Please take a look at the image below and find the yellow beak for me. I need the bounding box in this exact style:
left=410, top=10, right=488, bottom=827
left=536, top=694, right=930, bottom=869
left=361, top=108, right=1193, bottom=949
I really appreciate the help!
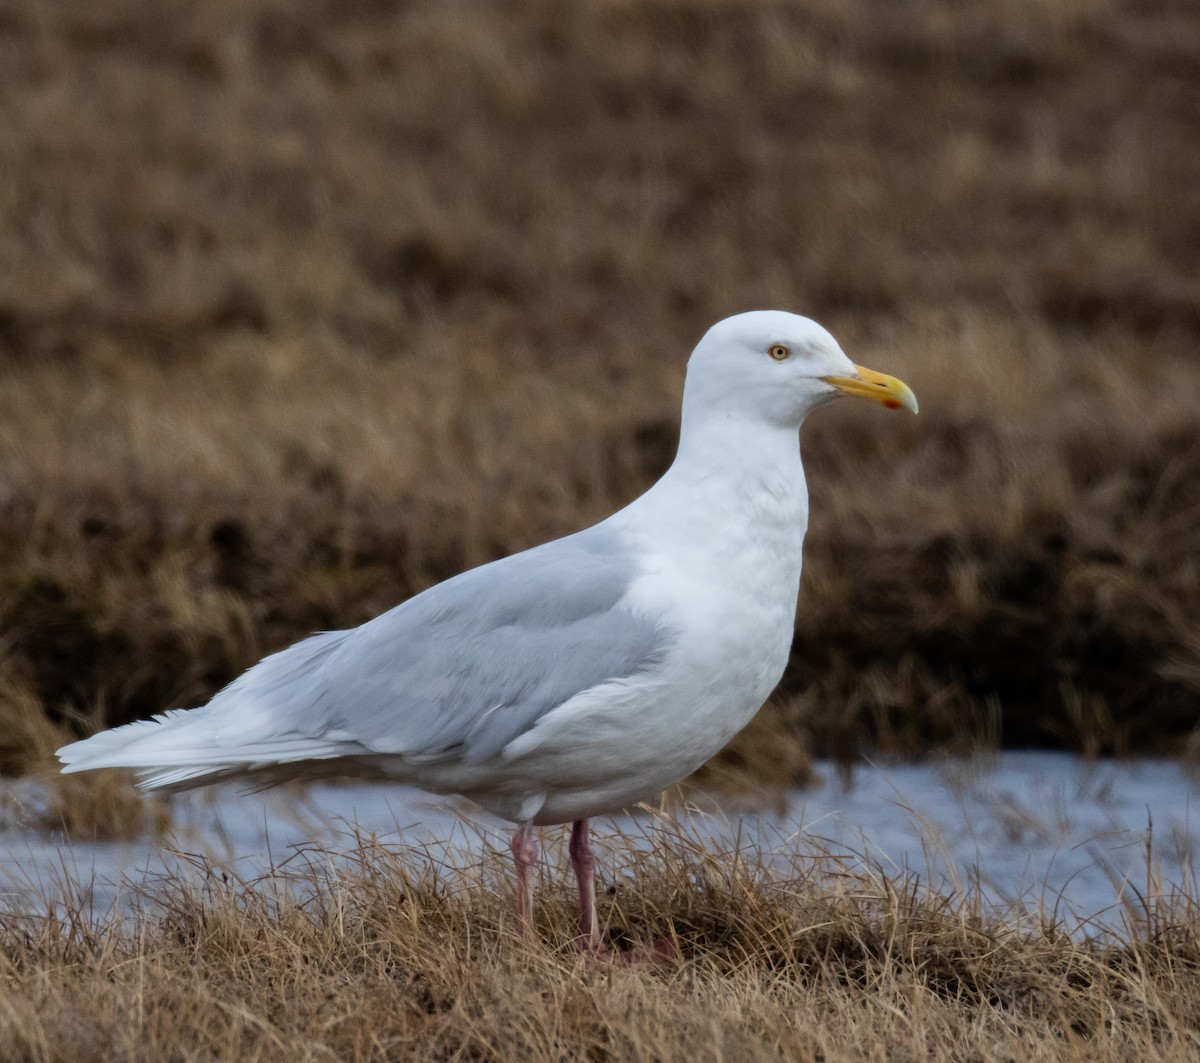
left=821, top=364, right=918, bottom=413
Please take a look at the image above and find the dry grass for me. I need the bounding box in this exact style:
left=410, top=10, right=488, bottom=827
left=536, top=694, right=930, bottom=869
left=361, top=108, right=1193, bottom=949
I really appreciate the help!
left=5, top=4, right=1199, bottom=1044
left=1, top=0, right=1199, bottom=782
left=4, top=823, right=1200, bottom=1061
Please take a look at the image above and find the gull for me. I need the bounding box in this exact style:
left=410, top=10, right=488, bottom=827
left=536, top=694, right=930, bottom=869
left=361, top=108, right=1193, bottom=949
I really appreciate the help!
left=57, top=310, right=917, bottom=953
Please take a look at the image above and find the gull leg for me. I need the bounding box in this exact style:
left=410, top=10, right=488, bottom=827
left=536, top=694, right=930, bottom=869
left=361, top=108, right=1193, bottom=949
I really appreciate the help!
left=510, top=820, right=538, bottom=939
left=570, top=819, right=677, bottom=965
left=569, top=818, right=601, bottom=951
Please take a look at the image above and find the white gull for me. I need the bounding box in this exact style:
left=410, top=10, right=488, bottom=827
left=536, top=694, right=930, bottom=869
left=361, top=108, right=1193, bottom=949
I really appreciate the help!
left=57, top=310, right=917, bottom=952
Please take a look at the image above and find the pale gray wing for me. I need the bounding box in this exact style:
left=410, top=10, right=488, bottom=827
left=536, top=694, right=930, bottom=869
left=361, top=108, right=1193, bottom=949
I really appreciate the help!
left=219, top=526, right=673, bottom=765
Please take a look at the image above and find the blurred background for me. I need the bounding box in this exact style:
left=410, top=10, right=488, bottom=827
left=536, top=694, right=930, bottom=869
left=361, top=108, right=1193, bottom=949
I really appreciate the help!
left=1, top=0, right=1199, bottom=792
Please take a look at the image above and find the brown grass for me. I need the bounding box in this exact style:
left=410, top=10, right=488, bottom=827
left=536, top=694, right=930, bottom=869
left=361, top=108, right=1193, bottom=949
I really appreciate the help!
left=1, top=0, right=1199, bottom=781
left=4, top=823, right=1200, bottom=1061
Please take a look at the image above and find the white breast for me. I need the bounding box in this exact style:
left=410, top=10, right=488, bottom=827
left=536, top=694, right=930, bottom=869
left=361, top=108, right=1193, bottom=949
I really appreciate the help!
left=488, top=438, right=809, bottom=824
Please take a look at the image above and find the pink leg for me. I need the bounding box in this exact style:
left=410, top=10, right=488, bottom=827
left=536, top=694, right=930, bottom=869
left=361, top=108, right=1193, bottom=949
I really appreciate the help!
left=569, top=820, right=677, bottom=964
left=569, top=818, right=601, bottom=951
left=510, top=820, right=538, bottom=938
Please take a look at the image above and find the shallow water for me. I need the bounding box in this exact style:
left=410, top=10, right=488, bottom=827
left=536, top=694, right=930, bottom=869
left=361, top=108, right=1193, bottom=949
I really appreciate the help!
left=2, top=752, right=1197, bottom=927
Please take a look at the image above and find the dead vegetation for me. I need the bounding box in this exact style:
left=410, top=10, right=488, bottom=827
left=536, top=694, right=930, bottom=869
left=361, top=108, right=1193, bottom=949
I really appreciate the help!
left=4, top=4, right=1199, bottom=1049
left=1, top=0, right=1199, bottom=783
left=4, top=824, right=1200, bottom=1061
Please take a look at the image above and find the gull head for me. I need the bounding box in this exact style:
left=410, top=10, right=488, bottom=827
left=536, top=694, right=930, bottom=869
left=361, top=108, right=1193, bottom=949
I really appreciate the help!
left=685, top=310, right=918, bottom=429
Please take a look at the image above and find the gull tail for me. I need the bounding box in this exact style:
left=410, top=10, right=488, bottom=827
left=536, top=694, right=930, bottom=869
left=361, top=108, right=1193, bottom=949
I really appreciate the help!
left=55, top=629, right=358, bottom=793
left=55, top=709, right=356, bottom=792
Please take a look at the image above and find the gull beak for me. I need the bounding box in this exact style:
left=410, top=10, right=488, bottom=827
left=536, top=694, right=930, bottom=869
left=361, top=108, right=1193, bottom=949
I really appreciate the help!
left=821, top=364, right=918, bottom=413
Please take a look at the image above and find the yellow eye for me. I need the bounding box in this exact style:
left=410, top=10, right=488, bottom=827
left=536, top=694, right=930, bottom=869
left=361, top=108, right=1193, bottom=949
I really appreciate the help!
left=769, top=344, right=790, bottom=361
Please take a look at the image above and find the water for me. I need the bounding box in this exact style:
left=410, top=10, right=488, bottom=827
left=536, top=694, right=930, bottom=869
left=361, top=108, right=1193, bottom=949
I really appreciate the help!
left=2, top=752, right=1197, bottom=927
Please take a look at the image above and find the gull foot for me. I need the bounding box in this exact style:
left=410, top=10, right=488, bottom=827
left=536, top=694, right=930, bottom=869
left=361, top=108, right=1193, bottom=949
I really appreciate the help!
left=579, top=934, right=679, bottom=966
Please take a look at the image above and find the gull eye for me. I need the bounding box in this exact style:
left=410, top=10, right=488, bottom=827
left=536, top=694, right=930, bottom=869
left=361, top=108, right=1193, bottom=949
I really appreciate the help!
left=768, top=344, right=790, bottom=361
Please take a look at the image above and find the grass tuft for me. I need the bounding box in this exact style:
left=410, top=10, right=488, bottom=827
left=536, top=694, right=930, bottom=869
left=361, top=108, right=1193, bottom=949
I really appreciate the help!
left=4, top=823, right=1200, bottom=1060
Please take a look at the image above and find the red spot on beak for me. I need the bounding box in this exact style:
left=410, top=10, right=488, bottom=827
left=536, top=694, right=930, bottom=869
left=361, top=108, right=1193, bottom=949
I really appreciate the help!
left=883, top=399, right=901, bottom=409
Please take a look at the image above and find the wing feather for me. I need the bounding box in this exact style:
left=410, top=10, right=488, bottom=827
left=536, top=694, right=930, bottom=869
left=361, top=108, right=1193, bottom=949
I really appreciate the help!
left=59, top=526, right=673, bottom=783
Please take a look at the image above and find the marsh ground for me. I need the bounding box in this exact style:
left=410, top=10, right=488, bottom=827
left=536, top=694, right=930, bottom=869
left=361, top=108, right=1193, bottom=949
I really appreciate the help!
left=6, top=816, right=1200, bottom=1063
left=5, top=3, right=1200, bottom=1057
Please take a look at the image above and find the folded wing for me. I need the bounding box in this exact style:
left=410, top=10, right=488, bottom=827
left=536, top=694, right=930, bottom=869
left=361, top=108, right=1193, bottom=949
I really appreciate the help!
left=57, top=526, right=672, bottom=790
